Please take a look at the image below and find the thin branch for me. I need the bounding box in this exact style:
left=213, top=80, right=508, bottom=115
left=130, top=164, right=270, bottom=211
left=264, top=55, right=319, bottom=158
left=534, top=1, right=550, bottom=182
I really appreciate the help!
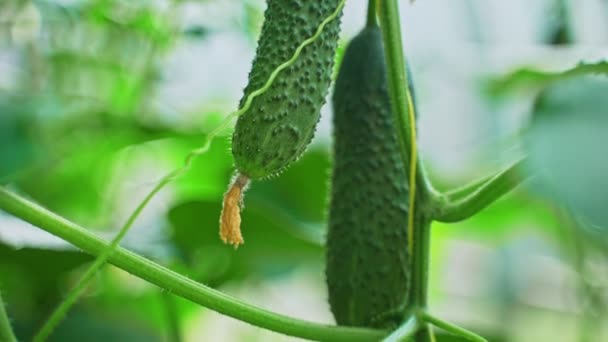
left=367, top=0, right=378, bottom=27
left=443, top=173, right=495, bottom=202
left=0, top=289, right=17, bottom=342
left=382, top=316, right=418, bottom=342
left=420, top=312, right=487, bottom=342
left=161, top=292, right=183, bottom=342
left=433, top=158, right=531, bottom=223
left=0, top=187, right=385, bottom=342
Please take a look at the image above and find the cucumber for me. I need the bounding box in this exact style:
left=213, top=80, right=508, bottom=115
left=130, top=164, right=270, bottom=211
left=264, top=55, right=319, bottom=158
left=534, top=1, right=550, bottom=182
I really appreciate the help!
left=221, top=0, right=344, bottom=246
left=231, top=0, right=344, bottom=180
left=326, top=25, right=416, bottom=328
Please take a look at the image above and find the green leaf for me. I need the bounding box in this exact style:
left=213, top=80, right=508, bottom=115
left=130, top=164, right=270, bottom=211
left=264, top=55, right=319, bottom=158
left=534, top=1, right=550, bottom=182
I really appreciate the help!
left=252, top=148, right=332, bottom=223
left=0, top=97, right=42, bottom=183
left=0, top=242, right=91, bottom=319
left=487, top=60, right=608, bottom=96
left=47, top=308, right=162, bottom=342
left=526, top=75, right=608, bottom=233
left=168, top=197, right=323, bottom=284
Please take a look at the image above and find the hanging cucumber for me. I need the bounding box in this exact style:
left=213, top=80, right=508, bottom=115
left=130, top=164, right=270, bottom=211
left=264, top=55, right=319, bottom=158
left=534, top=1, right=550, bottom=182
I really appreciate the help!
left=221, top=0, right=345, bottom=246
left=326, top=25, right=418, bottom=328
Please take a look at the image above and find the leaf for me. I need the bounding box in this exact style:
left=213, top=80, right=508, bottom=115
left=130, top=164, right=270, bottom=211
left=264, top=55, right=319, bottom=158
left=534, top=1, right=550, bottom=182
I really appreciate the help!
left=168, top=197, right=323, bottom=285
left=251, top=147, right=332, bottom=223
left=525, top=75, right=608, bottom=234
left=0, top=96, right=43, bottom=183
left=0, top=241, right=92, bottom=315
left=487, top=60, right=608, bottom=96
left=47, top=308, right=162, bottom=342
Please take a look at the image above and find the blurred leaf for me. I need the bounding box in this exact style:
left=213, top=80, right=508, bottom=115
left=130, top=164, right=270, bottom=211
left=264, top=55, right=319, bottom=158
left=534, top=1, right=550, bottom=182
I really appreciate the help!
left=47, top=308, right=161, bottom=342
left=168, top=196, right=323, bottom=285
left=241, top=0, right=265, bottom=42
left=12, top=109, right=205, bottom=223
left=487, top=60, right=608, bottom=96
left=86, top=0, right=173, bottom=48
left=172, top=136, right=234, bottom=202
left=15, top=131, right=137, bottom=223
left=0, top=242, right=91, bottom=319
left=525, top=75, right=608, bottom=233
left=0, top=96, right=42, bottom=184
left=251, top=147, right=331, bottom=223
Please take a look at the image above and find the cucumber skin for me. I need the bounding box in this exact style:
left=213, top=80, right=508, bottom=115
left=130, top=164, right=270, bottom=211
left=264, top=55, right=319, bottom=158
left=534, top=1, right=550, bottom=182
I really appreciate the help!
left=232, top=0, right=343, bottom=180
left=326, top=26, right=414, bottom=328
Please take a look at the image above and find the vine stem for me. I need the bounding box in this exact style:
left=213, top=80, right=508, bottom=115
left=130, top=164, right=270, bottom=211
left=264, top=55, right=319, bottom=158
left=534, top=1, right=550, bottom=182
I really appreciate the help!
left=420, top=312, right=487, bottom=342
left=0, top=289, right=17, bottom=342
left=433, top=158, right=531, bottom=223
left=30, top=0, right=348, bottom=339
left=0, top=187, right=385, bottom=342
left=378, top=0, right=431, bottom=313
left=161, top=292, right=183, bottom=342
left=33, top=172, right=174, bottom=342
left=382, top=316, right=418, bottom=342
left=367, top=0, right=378, bottom=27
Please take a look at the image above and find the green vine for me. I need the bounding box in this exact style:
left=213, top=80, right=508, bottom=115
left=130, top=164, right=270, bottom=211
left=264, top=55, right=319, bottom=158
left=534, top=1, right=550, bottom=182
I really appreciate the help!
left=433, top=158, right=530, bottom=223
left=31, top=0, right=347, bottom=339
left=420, top=312, right=486, bottom=342
left=382, top=316, right=418, bottom=342
left=488, top=60, right=608, bottom=95
left=0, top=289, right=17, bottom=342
left=0, top=187, right=385, bottom=341
left=161, top=292, right=183, bottom=342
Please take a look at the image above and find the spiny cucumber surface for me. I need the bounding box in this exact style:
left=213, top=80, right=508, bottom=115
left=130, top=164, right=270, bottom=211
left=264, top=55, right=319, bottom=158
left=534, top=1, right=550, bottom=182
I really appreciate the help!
left=326, top=26, right=415, bottom=328
left=231, top=0, right=344, bottom=180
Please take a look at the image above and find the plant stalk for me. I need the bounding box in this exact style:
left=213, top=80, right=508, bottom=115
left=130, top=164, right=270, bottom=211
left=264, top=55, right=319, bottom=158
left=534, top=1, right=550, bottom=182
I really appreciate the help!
left=377, top=0, right=429, bottom=201
left=434, top=158, right=531, bottom=223
left=367, top=0, right=378, bottom=27
left=0, top=289, right=17, bottom=342
left=382, top=316, right=418, bottom=342
left=0, top=187, right=385, bottom=342
left=161, top=292, right=183, bottom=342
left=420, top=312, right=487, bottom=342
left=378, top=0, right=431, bottom=314
left=410, top=217, right=432, bottom=308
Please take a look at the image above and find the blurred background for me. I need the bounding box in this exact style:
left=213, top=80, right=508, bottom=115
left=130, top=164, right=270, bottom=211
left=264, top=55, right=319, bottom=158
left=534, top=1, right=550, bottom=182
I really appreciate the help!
left=0, top=0, right=607, bottom=341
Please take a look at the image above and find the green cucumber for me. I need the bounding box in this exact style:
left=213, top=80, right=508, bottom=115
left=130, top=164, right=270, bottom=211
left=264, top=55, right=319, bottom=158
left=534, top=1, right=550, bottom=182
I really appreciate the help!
left=231, top=0, right=344, bottom=180
left=326, top=25, right=416, bottom=328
